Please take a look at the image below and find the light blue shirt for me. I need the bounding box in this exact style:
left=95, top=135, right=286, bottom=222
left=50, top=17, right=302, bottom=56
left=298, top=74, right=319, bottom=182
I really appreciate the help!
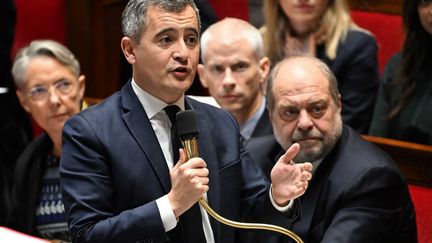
left=240, top=99, right=266, bottom=141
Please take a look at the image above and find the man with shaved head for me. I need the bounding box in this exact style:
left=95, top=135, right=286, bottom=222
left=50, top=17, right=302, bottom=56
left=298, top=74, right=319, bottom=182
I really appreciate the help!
left=198, top=18, right=272, bottom=142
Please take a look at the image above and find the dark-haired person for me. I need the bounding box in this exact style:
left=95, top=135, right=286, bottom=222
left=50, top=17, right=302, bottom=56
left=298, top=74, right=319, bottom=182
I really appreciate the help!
left=369, top=0, right=432, bottom=145
left=59, top=1, right=313, bottom=242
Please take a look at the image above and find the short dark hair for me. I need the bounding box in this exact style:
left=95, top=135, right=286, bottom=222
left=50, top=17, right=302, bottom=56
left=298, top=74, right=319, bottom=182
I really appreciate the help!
left=122, top=0, right=201, bottom=43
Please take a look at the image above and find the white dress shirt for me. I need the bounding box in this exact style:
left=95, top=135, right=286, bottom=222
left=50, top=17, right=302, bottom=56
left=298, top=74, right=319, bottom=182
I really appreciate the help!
left=131, top=80, right=215, bottom=243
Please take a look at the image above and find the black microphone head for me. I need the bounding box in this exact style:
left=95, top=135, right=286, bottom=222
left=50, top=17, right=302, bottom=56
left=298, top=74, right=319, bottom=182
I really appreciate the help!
left=176, top=110, right=199, bottom=141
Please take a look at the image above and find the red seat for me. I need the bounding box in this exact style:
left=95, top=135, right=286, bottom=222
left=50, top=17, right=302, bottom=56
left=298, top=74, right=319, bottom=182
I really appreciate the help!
left=209, top=0, right=249, bottom=20
left=351, top=10, right=403, bottom=74
left=409, top=185, right=432, bottom=243
left=13, top=0, right=67, bottom=137
left=363, top=135, right=432, bottom=243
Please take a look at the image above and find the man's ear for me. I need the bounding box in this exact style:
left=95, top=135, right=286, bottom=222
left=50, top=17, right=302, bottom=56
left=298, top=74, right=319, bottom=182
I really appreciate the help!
left=16, top=90, right=30, bottom=113
left=337, top=94, right=342, bottom=113
left=197, top=63, right=209, bottom=88
left=121, top=37, right=137, bottom=64
left=77, top=75, right=86, bottom=101
left=259, top=57, right=271, bottom=95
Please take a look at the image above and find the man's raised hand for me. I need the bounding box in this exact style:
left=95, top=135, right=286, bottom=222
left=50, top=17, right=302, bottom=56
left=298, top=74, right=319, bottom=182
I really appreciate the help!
left=270, top=143, right=313, bottom=206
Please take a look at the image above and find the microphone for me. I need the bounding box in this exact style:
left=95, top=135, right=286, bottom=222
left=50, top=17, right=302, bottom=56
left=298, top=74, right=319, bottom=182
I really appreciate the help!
left=175, top=110, right=304, bottom=243
left=176, top=110, right=200, bottom=160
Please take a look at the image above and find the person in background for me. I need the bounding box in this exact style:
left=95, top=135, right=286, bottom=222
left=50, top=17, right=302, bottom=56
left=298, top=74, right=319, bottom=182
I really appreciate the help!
left=0, top=0, right=32, bottom=225
left=194, top=0, right=218, bottom=33
left=198, top=18, right=272, bottom=143
left=369, top=0, right=432, bottom=145
left=247, top=56, right=417, bottom=242
left=249, top=0, right=265, bottom=28
left=262, top=0, right=379, bottom=134
left=59, top=1, right=313, bottom=242
left=7, top=40, right=85, bottom=242
left=186, top=0, right=218, bottom=96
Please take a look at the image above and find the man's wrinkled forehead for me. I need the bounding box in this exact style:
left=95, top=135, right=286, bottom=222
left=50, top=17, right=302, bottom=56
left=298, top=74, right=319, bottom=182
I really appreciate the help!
left=144, top=5, right=200, bottom=33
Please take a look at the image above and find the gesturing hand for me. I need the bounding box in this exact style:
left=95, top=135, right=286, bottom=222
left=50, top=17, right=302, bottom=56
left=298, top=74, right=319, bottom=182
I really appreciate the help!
left=168, top=149, right=209, bottom=218
left=270, top=143, right=313, bottom=207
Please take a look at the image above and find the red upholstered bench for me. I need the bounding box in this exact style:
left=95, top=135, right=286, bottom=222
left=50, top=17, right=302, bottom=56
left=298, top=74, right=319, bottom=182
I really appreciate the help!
left=409, top=185, right=432, bottom=243
left=350, top=10, right=403, bottom=73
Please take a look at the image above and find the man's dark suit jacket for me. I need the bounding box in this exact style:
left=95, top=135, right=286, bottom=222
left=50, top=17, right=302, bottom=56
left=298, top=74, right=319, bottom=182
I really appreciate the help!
left=60, top=81, right=296, bottom=243
left=246, top=125, right=417, bottom=243
left=250, top=108, right=273, bottom=139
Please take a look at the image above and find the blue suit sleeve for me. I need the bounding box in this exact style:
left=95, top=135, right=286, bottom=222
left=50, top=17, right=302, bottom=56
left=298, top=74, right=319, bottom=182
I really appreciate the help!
left=60, top=114, right=167, bottom=243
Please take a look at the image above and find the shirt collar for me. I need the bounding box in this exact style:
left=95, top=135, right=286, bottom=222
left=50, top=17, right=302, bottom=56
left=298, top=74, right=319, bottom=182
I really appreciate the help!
left=131, top=79, right=185, bottom=119
left=240, top=99, right=266, bottom=140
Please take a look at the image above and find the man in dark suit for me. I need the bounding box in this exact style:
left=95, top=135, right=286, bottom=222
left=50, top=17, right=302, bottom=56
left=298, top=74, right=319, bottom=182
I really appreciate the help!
left=197, top=18, right=272, bottom=143
left=59, top=1, right=313, bottom=242
left=247, top=56, right=417, bottom=242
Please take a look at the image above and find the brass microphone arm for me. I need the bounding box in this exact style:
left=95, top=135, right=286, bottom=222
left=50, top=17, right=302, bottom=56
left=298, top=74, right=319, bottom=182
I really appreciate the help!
left=181, top=139, right=304, bottom=243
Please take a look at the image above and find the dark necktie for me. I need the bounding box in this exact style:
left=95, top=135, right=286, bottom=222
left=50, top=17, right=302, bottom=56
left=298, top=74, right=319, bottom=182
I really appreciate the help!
left=164, top=106, right=206, bottom=242
left=164, top=105, right=181, bottom=163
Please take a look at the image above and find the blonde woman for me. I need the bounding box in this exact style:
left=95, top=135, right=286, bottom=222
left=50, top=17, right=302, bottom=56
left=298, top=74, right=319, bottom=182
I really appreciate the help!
left=263, top=0, right=379, bottom=134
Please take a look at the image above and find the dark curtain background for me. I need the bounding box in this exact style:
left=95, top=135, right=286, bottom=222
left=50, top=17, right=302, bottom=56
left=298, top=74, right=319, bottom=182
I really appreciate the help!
left=0, top=0, right=32, bottom=226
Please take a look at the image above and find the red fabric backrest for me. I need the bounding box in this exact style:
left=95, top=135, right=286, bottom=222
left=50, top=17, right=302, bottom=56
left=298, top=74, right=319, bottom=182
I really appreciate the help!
left=12, top=0, right=67, bottom=58
left=207, top=6, right=404, bottom=74
left=409, top=184, right=432, bottom=243
left=350, top=10, right=403, bottom=74
left=209, top=0, right=249, bottom=20
left=13, top=0, right=67, bottom=137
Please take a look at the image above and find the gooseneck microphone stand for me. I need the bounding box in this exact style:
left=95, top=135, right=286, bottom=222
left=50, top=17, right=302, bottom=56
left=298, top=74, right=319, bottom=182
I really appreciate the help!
left=176, top=110, right=303, bottom=243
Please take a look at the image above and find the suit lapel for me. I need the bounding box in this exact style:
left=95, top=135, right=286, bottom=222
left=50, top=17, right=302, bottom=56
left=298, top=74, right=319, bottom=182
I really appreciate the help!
left=293, top=141, right=340, bottom=239
left=121, top=83, right=171, bottom=193
left=294, top=163, right=328, bottom=238
left=251, top=108, right=273, bottom=138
